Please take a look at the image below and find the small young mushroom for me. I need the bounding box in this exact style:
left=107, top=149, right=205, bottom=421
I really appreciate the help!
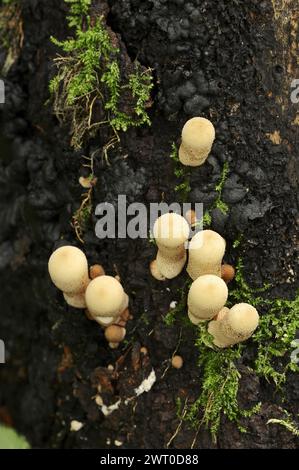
left=105, top=325, right=126, bottom=344
left=120, top=307, right=131, bottom=323
left=152, top=213, right=190, bottom=279
left=221, top=264, right=235, bottom=284
left=171, top=355, right=183, bottom=369
left=48, top=245, right=90, bottom=308
left=140, top=346, right=148, bottom=355
left=187, top=274, right=228, bottom=324
left=85, top=275, right=128, bottom=325
left=90, top=264, right=105, bottom=279
left=79, top=176, right=92, bottom=189
left=208, top=303, right=259, bottom=348
left=179, top=117, right=215, bottom=167
left=187, top=230, right=226, bottom=281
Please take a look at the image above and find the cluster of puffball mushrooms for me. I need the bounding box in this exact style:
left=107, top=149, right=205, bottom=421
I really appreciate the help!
left=48, top=117, right=259, bottom=351
left=48, top=246, right=130, bottom=348
left=149, top=116, right=259, bottom=348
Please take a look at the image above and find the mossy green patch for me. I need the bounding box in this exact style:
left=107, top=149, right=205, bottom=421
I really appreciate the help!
left=170, top=143, right=191, bottom=202
left=0, top=0, right=23, bottom=75
left=267, top=411, right=299, bottom=437
left=0, top=425, right=30, bottom=449
left=166, top=253, right=299, bottom=442
left=229, top=257, right=299, bottom=386
left=49, top=0, right=153, bottom=149
left=185, top=340, right=261, bottom=441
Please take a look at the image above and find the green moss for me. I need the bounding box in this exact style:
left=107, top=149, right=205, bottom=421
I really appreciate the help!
left=195, top=161, right=230, bottom=228
left=202, top=211, right=212, bottom=228
left=169, top=144, right=229, bottom=219
left=211, top=161, right=229, bottom=215
left=267, top=412, right=299, bottom=437
left=164, top=281, right=261, bottom=442
left=232, top=233, right=243, bottom=249
left=170, top=143, right=191, bottom=202
left=215, top=161, right=229, bottom=205
left=168, top=253, right=299, bottom=442
left=49, top=0, right=153, bottom=148
left=0, top=425, right=30, bottom=449
left=163, top=281, right=191, bottom=327
left=163, top=282, right=191, bottom=326
left=229, top=258, right=271, bottom=307
left=215, top=198, right=229, bottom=214
left=148, top=230, right=156, bottom=246
left=230, top=257, right=299, bottom=386
left=1, top=0, right=17, bottom=5
left=253, top=293, right=299, bottom=386
left=185, top=339, right=261, bottom=441
left=0, top=0, right=22, bottom=75
left=65, top=0, right=90, bottom=29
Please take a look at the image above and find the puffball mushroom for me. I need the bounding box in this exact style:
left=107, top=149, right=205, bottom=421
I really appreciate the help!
left=152, top=213, right=190, bottom=279
left=90, top=264, right=105, bottom=279
left=187, top=275, right=228, bottom=324
left=208, top=303, right=259, bottom=348
left=221, top=264, right=235, bottom=284
left=105, top=325, right=126, bottom=344
left=85, top=275, right=128, bottom=325
left=179, top=117, right=215, bottom=167
left=187, top=230, right=226, bottom=281
left=171, top=355, right=183, bottom=369
left=48, top=245, right=90, bottom=308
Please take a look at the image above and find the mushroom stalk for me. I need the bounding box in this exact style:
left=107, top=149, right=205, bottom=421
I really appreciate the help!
left=63, top=292, right=87, bottom=309
left=152, top=213, right=190, bottom=279
left=179, top=117, right=215, bottom=167
left=187, top=230, right=225, bottom=281
left=187, top=274, right=228, bottom=324
left=208, top=303, right=259, bottom=348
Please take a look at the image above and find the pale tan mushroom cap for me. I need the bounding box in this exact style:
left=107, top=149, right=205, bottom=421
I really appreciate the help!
left=188, top=230, right=225, bottom=262
left=188, top=275, right=228, bottom=316
left=105, top=325, right=126, bottom=343
left=85, top=275, right=126, bottom=318
left=228, top=303, right=259, bottom=335
left=187, top=230, right=226, bottom=280
left=48, top=246, right=89, bottom=294
left=153, top=213, right=190, bottom=248
left=181, top=117, right=215, bottom=151
left=179, top=117, right=215, bottom=166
